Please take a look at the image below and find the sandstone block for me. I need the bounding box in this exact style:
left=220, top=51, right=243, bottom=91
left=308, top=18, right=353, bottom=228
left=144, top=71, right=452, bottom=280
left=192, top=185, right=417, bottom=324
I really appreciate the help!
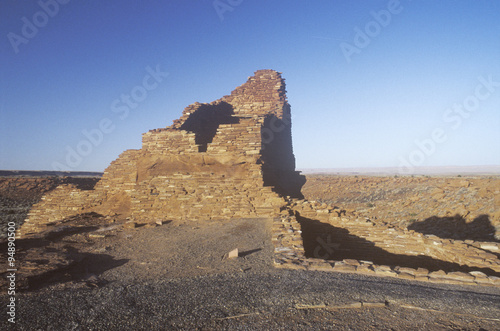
left=332, top=263, right=357, bottom=273
left=227, top=248, right=239, bottom=259
left=445, top=271, right=475, bottom=282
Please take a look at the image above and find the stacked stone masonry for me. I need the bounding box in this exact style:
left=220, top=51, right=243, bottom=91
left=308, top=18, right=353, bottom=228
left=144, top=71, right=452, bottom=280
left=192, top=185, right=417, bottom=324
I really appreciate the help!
left=19, top=70, right=499, bottom=287
left=20, top=69, right=305, bottom=237
left=271, top=200, right=500, bottom=286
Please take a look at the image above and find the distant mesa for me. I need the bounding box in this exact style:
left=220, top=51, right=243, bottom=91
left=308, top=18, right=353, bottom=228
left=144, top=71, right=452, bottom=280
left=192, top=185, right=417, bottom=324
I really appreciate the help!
left=20, top=69, right=306, bottom=236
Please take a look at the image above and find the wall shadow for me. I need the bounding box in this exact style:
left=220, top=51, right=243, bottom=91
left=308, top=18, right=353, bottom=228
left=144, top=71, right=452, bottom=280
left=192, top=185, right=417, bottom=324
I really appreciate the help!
left=1, top=211, right=129, bottom=291
left=27, top=248, right=129, bottom=291
left=408, top=214, right=498, bottom=243
left=261, top=113, right=305, bottom=199
left=297, top=214, right=500, bottom=277
left=1, top=235, right=129, bottom=291
left=179, top=102, right=239, bottom=152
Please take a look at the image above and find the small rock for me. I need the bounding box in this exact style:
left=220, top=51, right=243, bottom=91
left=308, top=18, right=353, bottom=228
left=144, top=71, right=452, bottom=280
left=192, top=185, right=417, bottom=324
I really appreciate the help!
left=429, top=270, right=447, bottom=279
left=228, top=248, right=239, bottom=259
left=123, top=222, right=137, bottom=229
left=88, top=233, right=106, bottom=238
left=332, top=263, right=357, bottom=272
left=343, top=259, right=360, bottom=266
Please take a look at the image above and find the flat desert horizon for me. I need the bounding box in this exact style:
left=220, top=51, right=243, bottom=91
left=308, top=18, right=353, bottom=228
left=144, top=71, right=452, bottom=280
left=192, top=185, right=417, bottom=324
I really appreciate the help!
left=2, top=165, right=500, bottom=177
left=299, top=165, right=500, bottom=176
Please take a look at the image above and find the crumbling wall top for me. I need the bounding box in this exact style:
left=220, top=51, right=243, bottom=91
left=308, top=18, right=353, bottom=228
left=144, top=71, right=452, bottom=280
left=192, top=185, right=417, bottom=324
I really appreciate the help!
left=221, top=69, right=288, bottom=119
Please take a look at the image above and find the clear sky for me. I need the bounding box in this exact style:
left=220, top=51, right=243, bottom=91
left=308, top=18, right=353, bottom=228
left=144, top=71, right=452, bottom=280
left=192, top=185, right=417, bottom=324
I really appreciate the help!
left=1, top=0, right=499, bottom=172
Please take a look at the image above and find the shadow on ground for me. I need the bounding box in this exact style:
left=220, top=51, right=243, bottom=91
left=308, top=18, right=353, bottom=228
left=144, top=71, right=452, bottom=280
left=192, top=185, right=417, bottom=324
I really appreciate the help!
left=297, top=214, right=500, bottom=277
left=408, top=214, right=499, bottom=242
left=26, top=249, right=128, bottom=291
left=1, top=211, right=128, bottom=291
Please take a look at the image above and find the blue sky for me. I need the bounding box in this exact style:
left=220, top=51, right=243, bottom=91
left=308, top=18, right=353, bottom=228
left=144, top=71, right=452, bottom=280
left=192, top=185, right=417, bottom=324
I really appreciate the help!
left=1, top=0, right=499, bottom=172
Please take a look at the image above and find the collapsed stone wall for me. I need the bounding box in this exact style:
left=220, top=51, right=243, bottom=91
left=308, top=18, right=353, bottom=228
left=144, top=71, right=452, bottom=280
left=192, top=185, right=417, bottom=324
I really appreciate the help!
left=272, top=200, right=500, bottom=286
left=20, top=70, right=305, bottom=237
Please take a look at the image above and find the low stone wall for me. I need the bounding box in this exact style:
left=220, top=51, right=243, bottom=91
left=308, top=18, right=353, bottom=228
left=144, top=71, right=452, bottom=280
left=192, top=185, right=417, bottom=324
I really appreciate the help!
left=272, top=200, right=500, bottom=287
left=19, top=184, right=100, bottom=237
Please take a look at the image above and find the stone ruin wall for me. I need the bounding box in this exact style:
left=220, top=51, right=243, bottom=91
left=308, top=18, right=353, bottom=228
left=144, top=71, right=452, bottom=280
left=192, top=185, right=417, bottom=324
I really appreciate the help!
left=17, top=69, right=500, bottom=287
left=271, top=201, right=500, bottom=286
left=20, top=70, right=305, bottom=237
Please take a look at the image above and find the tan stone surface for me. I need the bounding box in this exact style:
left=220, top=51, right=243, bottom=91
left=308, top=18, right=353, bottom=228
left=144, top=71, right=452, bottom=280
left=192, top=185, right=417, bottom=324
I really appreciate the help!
left=19, top=70, right=305, bottom=237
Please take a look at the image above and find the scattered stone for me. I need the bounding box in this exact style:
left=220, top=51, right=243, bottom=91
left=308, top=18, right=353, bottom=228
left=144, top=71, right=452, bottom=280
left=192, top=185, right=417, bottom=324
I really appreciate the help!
left=428, top=270, right=447, bottom=279
left=295, top=303, right=326, bottom=309
left=445, top=271, right=475, bottom=282
left=123, top=222, right=138, bottom=229
left=156, top=220, right=169, bottom=226
left=362, top=302, right=387, bottom=308
left=395, top=267, right=417, bottom=275
left=88, top=233, right=106, bottom=238
left=308, top=262, right=333, bottom=271
left=343, top=259, right=360, bottom=266
left=397, top=273, right=415, bottom=280
left=332, top=263, right=357, bottom=273
left=356, top=264, right=375, bottom=274
left=415, top=268, right=430, bottom=277
left=329, top=302, right=363, bottom=309
left=227, top=248, right=239, bottom=259
left=374, top=266, right=397, bottom=277
left=479, top=243, right=499, bottom=252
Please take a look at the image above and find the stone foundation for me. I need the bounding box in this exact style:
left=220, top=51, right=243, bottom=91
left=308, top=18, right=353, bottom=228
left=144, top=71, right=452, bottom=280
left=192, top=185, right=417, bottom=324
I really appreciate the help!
left=272, top=200, right=500, bottom=286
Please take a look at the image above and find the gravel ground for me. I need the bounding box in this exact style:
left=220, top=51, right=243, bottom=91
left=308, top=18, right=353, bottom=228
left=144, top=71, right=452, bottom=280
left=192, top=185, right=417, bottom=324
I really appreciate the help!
left=3, top=268, right=500, bottom=330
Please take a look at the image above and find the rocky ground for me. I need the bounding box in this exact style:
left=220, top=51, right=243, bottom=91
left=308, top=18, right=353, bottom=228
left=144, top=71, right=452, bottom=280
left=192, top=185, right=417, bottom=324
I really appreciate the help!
left=1, top=174, right=499, bottom=329
left=302, top=175, right=500, bottom=241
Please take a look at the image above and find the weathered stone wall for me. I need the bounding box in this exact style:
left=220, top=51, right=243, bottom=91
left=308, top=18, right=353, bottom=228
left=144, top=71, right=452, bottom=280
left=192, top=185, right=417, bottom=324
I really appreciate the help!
left=20, top=184, right=100, bottom=235
left=17, top=69, right=500, bottom=288
left=20, top=69, right=305, bottom=237
left=272, top=200, right=500, bottom=286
